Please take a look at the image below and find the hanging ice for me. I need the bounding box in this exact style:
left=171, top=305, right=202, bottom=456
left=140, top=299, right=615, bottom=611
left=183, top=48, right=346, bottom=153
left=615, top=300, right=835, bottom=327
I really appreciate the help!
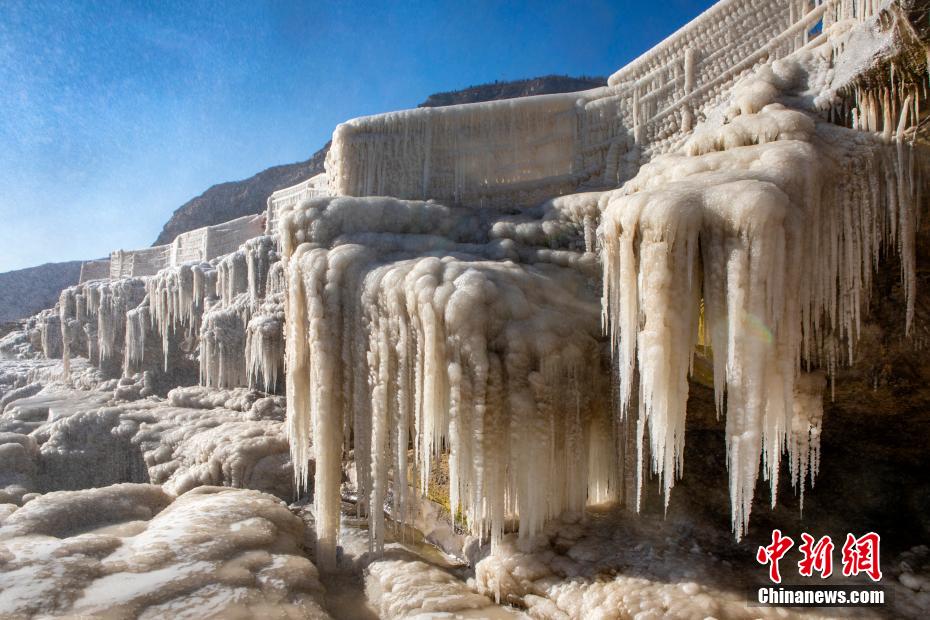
left=277, top=195, right=612, bottom=566
left=600, top=83, right=925, bottom=540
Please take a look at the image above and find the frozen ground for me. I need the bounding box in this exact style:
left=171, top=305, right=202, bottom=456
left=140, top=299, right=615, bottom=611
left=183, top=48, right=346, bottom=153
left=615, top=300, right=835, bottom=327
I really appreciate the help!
left=0, top=359, right=292, bottom=504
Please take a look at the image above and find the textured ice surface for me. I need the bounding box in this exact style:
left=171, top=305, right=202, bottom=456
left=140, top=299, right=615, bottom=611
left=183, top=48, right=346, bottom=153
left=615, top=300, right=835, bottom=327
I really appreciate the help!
left=0, top=485, right=330, bottom=619
left=0, top=374, right=294, bottom=501
left=365, top=558, right=520, bottom=619
left=473, top=501, right=930, bottom=620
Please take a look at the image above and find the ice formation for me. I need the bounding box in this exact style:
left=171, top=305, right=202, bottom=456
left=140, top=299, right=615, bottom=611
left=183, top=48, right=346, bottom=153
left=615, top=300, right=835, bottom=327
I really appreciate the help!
left=145, top=261, right=215, bottom=369
left=277, top=195, right=612, bottom=566
left=472, top=505, right=863, bottom=619
left=326, top=0, right=831, bottom=207
left=600, top=33, right=927, bottom=538
left=246, top=299, right=285, bottom=393
left=57, top=278, right=147, bottom=378
left=279, top=0, right=930, bottom=563
left=0, top=378, right=294, bottom=503
left=1, top=1, right=929, bottom=617
left=365, top=558, right=507, bottom=618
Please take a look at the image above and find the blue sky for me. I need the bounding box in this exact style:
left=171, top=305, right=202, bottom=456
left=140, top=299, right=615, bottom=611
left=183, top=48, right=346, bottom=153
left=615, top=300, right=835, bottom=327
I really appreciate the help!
left=0, top=0, right=714, bottom=272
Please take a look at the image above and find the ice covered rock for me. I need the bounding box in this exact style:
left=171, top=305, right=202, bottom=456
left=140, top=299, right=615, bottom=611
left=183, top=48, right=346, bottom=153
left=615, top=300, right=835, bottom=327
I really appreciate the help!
left=0, top=484, right=330, bottom=618
left=0, top=383, right=297, bottom=500
left=365, top=557, right=511, bottom=619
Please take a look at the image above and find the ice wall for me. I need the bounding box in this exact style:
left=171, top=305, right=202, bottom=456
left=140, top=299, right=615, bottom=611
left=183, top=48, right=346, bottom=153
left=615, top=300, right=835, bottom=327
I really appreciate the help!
left=266, top=173, right=331, bottom=235
left=109, top=214, right=264, bottom=280
left=77, top=258, right=110, bottom=283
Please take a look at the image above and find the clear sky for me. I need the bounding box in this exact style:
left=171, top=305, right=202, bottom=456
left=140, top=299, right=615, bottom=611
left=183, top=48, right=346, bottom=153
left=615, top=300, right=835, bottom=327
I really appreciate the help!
left=0, top=0, right=714, bottom=272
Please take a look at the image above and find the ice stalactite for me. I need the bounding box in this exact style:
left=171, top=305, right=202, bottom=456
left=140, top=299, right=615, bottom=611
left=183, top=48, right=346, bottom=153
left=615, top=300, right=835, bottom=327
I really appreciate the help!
left=243, top=243, right=287, bottom=393
left=217, top=250, right=249, bottom=306
left=37, top=310, right=62, bottom=360
left=279, top=196, right=612, bottom=567
left=199, top=295, right=251, bottom=390
left=600, top=92, right=925, bottom=539
left=267, top=261, right=287, bottom=297
left=55, top=279, right=146, bottom=379
left=245, top=300, right=285, bottom=393
left=822, top=0, right=889, bottom=27
left=244, top=235, right=278, bottom=302
left=123, top=303, right=149, bottom=376
left=199, top=236, right=281, bottom=391
left=146, top=262, right=216, bottom=370
left=94, top=279, right=147, bottom=370
left=790, top=372, right=826, bottom=511
left=58, top=288, right=80, bottom=379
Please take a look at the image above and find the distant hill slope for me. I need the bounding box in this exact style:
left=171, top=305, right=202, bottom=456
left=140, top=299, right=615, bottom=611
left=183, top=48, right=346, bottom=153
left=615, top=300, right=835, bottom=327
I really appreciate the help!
left=153, top=144, right=329, bottom=245
left=153, top=74, right=606, bottom=245
left=0, top=261, right=82, bottom=323
left=418, top=74, right=606, bottom=107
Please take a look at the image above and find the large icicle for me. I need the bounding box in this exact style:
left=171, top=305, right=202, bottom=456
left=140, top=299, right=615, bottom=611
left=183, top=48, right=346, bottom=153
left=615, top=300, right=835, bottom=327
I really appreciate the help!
left=601, top=91, right=925, bottom=540
left=146, top=262, right=216, bottom=370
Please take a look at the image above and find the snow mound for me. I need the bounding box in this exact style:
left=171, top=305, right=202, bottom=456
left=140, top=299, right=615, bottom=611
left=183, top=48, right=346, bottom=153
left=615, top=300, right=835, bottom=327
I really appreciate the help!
left=366, top=557, right=514, bottom=619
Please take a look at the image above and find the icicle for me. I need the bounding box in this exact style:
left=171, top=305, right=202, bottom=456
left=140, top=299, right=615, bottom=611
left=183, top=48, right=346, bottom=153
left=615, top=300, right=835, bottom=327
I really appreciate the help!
left=245, top=303, right=285, bottom=392
left=789, top=372, right=826, bottom=512
left=199, top=294, right=251, bottom=389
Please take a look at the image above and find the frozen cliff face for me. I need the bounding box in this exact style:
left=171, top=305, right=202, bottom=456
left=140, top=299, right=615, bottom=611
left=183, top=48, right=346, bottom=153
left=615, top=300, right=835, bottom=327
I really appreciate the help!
left=0, top=484, right=330, bottom=619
